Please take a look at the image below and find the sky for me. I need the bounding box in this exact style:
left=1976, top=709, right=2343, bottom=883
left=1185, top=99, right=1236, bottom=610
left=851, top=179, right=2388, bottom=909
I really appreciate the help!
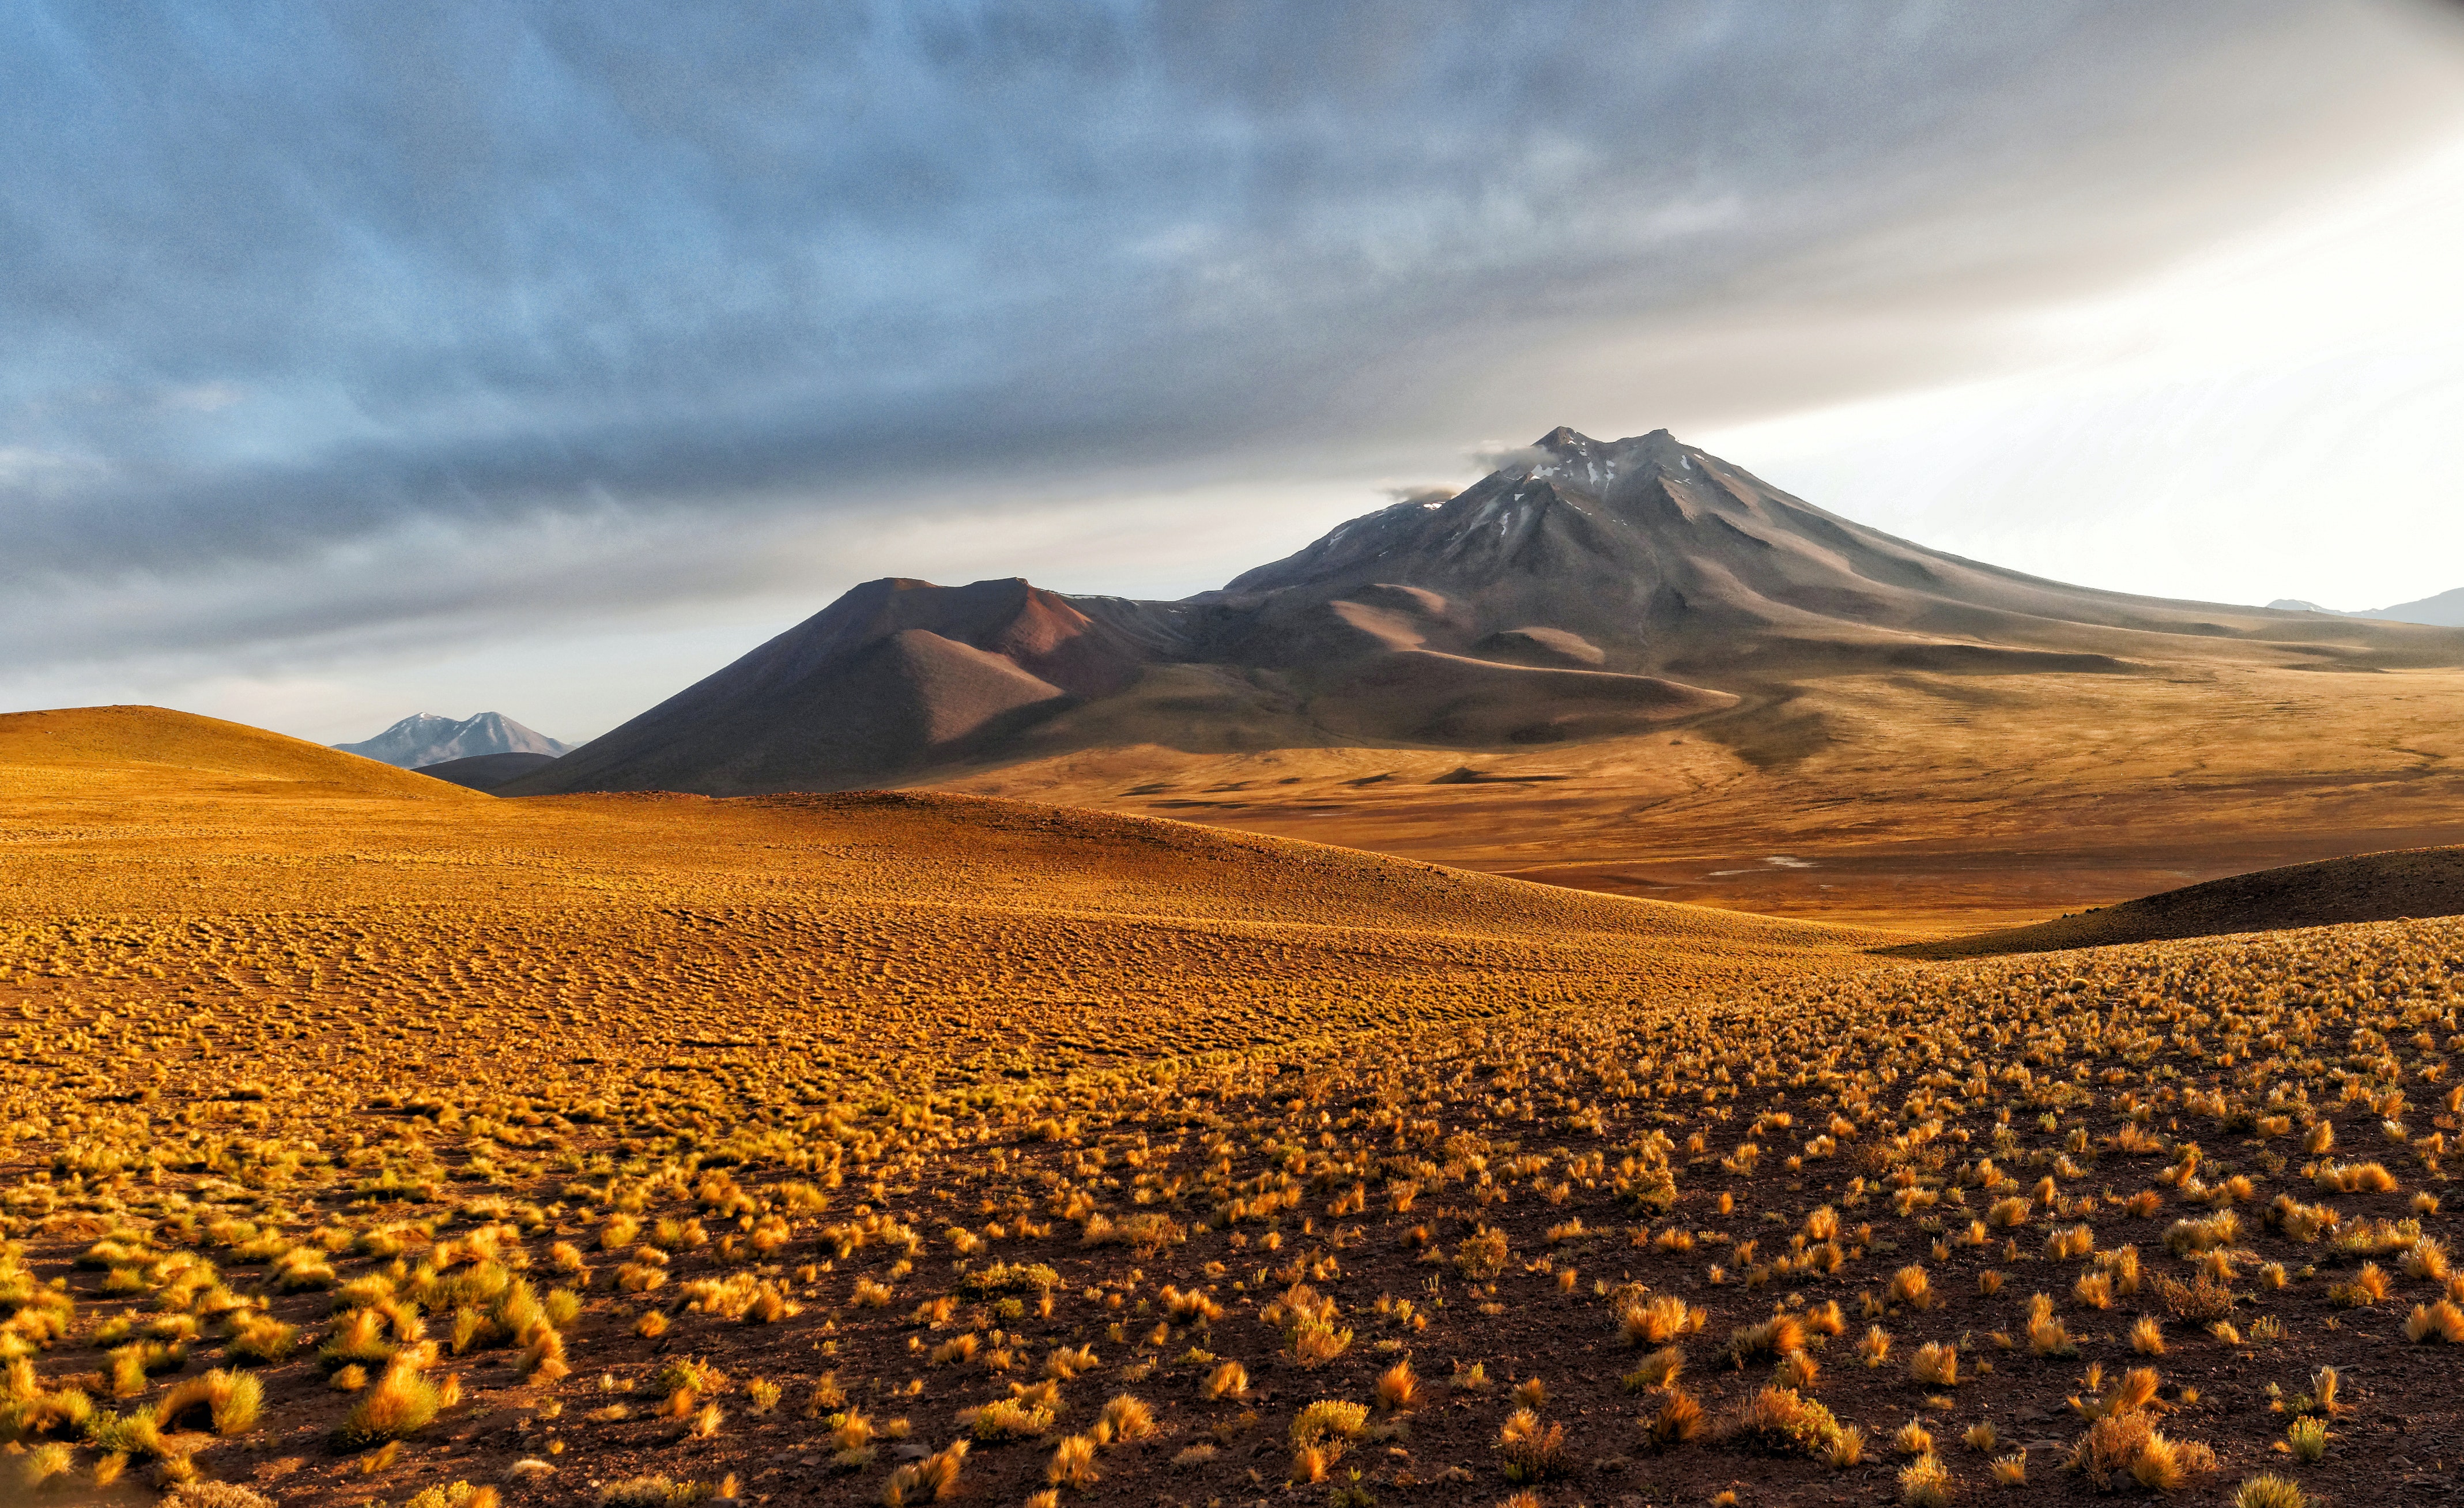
left=6, top=1, right=2464, bottom=745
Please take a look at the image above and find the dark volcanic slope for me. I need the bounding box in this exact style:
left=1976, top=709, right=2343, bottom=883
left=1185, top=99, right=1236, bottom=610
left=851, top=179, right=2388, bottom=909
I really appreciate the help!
left=413, top=751, right=558, bottom=791
left=515, top=577, right=1176, bottom=796
left=1891, top=846, right=2464, bottom=959
left=507, top=428, right=2464, bottom=798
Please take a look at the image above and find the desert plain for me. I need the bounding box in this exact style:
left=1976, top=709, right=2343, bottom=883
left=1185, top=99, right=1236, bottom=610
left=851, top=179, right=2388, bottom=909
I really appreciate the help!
left=4, top=681, right=2464, bottom=1508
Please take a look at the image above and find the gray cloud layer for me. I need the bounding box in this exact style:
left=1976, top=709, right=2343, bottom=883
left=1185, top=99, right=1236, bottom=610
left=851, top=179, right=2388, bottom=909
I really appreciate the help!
left=6, top=1, right=2463, bottom=689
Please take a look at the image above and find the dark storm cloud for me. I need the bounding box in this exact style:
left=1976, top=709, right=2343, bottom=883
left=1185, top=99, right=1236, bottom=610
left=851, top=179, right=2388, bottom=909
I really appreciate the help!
left=1, top=1, right=2457, bottom=646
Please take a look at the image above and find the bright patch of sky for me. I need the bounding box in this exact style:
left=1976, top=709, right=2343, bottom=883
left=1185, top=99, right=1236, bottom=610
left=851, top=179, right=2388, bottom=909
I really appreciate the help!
left=1701, top=126, right=2464, bottom=612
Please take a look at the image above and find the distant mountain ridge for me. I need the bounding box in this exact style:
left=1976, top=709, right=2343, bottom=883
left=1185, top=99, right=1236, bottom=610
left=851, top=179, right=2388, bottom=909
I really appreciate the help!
left=2267, top=589, right=2464, bottom=627
left=335, top=712, right=569, bottom=770
left=503, top=427, right=2464, bottom=799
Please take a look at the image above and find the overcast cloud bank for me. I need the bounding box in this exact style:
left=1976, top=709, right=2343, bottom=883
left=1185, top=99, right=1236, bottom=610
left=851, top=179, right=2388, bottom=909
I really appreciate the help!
left=6, top=1, right=2463, bottom=738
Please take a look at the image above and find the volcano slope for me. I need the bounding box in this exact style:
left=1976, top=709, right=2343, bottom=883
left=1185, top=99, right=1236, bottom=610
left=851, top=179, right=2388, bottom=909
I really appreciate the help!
left=7, top=707, right=2464, bottom=1508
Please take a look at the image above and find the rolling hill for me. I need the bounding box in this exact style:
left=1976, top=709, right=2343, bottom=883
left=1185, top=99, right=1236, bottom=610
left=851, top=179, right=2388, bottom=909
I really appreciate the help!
left=0, top=704, right=477, bottom=804
left=1888, top=843, right=2464, bottom=958
left=0, top=701, right=1874, bottom=1021
left=0, top=701, right=1870, bottom=952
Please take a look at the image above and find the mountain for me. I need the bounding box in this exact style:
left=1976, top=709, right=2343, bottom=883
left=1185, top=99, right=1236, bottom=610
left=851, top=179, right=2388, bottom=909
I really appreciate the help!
left=505, top=427, right=2464, bottom=798
left=2354, top=587, right=2464, bottom=628
left=413, top=751, right=560, bottom=791
left=2265, top=589, right=2464, bottom=627
left=335, top=712, right=570, bottom=769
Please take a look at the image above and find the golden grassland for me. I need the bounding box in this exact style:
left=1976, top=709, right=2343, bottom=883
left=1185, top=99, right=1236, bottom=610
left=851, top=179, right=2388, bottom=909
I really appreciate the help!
left=2, top=707, right=2461, bottom=1508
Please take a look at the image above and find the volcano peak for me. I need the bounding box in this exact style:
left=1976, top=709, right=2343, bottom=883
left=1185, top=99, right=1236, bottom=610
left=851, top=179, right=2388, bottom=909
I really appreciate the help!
left=1529, top=424, right=1682, bottom=465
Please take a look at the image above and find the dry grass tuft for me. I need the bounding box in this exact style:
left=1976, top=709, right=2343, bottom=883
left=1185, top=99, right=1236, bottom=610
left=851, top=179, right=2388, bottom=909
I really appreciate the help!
left=2234, top=1475, right=2310, bottom=1508
left=1200, top=1360, right=1248, bottom=1401
left=1375, top=1359, right=1421, bottom=1411
left=1908, top=1341, right=1959, bottom=1386
left=1900, top=1450, right=1953, bottom=1508
left=1889, top=1265, right=1934, bottom=1310
left=152, top=1369, right=261, bottom=1437
left=1859, top=1325, right=1893, bottom=1367
left=2407, top=1299, right=2464, bottom=1343
left=1718, top=1386, right=1847, bottom=1458
left=1619, top=1295, right=1706, bottom=1346
left=1495, top=1405, right=1567, bottom=1481
left=1647, top=1388, right=1704, bottom=1447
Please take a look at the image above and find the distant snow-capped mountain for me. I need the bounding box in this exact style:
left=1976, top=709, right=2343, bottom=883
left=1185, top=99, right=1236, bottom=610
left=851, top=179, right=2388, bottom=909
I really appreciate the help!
left=334, top=712, right=569, bottom=769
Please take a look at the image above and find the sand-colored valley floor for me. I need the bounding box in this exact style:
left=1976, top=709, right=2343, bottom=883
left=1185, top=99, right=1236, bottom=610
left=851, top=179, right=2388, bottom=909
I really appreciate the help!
left=4, top=708, right=2463, bottom=1508
left=941, top=665, right=2464, bottom=935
